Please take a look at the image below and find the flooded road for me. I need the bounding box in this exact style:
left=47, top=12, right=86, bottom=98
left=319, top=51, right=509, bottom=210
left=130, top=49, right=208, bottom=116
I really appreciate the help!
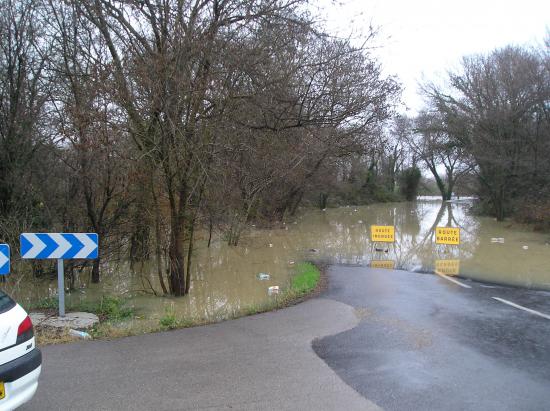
left=313, top=266, right=550, bottom=411
left=4, top=198, right=550, bottom=324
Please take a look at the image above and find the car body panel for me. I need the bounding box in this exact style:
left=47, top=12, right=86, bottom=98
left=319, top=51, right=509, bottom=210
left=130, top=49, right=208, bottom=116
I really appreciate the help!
left=0, top=304, right=29, bottom=366
left=0, top=290, right=41, bottom=410
left=0, top=366, right=41, bottom=411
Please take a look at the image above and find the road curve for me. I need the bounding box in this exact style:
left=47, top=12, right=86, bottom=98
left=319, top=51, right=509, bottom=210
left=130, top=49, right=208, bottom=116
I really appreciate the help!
left=313, top=266, right=550, bottom=411
left=22, top=298, right=379, bottom=411
left=22, top=266, right=550, bottom=410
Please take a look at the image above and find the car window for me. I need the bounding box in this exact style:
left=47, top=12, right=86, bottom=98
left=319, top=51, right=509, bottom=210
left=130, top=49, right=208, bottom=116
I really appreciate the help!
left=0, top=289, right=16, bottom=314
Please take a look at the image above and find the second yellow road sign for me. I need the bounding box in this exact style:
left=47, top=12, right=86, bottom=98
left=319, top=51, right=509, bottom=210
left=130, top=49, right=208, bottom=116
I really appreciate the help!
left=435, top=227, right=460, bottom=245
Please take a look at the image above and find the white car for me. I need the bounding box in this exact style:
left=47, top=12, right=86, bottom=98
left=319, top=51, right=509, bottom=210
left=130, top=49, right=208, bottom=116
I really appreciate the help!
left=0, top=289, right=41, bottom=410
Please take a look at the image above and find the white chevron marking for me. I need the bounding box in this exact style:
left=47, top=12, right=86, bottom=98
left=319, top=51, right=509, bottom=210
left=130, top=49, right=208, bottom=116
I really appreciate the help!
left=74, top=234, right=97, bottom=258
left=22, top=233, right=46, bottom=259
left=0, top=250, right=8, bottom=268
left=49, top=234, right=72, bottom=259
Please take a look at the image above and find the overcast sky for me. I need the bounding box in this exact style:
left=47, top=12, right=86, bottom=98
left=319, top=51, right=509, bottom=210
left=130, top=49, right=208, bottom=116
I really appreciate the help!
left=315, top=0, right=549, bottom=113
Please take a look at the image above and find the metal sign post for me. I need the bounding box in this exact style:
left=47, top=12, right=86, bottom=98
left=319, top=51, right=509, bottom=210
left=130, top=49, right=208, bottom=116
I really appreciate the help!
left=57, top=259, right=65, bottom=317
left=20, top=233, right=98, bottom=317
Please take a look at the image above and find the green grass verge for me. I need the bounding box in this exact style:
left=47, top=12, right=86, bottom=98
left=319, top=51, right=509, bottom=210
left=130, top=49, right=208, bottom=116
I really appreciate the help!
left=29, top=295, right=134, bottom=322
left=291, top=262, right=321, bottom=295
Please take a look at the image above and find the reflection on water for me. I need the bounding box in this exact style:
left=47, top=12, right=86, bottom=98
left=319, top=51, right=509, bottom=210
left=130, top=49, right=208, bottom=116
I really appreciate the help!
left=434, top=259, right=461, bottom=276
left=3, top=198, right=550, bottom=323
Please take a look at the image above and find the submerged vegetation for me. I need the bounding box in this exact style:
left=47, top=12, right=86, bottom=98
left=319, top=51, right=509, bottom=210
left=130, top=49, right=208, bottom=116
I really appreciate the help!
left=36, top=262, right=323, bottom=344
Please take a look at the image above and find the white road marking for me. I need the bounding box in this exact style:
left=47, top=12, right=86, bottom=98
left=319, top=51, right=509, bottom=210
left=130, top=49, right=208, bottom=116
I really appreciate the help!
left=434, top=271, right=472, bottom=288
left=492, top=297, right=550, bottom=320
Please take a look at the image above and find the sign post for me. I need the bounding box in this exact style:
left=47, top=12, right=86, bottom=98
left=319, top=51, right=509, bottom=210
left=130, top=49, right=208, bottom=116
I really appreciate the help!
left=20, top=233, right=98, bottom=317
left=0, top=244, right=10, bottom=276
left=57, top=259, right=65, bottom=317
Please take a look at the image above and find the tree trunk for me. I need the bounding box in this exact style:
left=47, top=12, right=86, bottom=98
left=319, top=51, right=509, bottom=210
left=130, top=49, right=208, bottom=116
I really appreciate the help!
left=155, top=210, right=168, bottom=295
left=91, top=258, right=100, bottom=283
left=207, top=217, right=213, bottom=248
left=319, top=192, right=329, bottom=209
left=152, top=178, right=168, bottom=295
left=289, top=190, right=305, bottom=215
left=168, top=225, right=186, bottom=296
left=494, top=188, right=506, bottom=222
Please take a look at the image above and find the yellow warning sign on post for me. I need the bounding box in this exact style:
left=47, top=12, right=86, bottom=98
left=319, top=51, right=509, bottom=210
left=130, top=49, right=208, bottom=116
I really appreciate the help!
left=370, top=225, right=395, bottom=243
left=370, top=260, right=396, bottom=270
left=435, top=227, right=460, bottom=245
left=435, top=259, right=460, bottom=276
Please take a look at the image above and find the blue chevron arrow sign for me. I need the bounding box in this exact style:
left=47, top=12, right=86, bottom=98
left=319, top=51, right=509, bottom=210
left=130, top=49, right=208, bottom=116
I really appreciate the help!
left=0, top=244, right=9, bottom=275
left=20, top=233, right=98, bottom=259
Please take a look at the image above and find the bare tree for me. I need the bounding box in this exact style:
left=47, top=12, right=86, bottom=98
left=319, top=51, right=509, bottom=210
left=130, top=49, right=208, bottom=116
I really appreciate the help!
left=407, top=112, right=471, bottom=201
left=77, top=0, right=313, bottom=295
left=0, top=0, right=48, bottom=215
left=425, top=46, right=550, bottom=219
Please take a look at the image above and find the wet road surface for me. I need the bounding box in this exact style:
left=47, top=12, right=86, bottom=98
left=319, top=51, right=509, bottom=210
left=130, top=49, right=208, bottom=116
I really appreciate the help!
left=22, top=298, right=379, bottom=411
left=313, top=266, right=550, bottom=411
left=21, top=265, right=550, bottom=410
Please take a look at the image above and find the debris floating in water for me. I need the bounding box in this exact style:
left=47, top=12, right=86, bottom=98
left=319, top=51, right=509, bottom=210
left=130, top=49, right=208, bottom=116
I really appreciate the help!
left=257, top=273, right=270, bottom=280
left=358, top=220, right=363, bottom=224
left=309, top=248, right=319, bottom=253
left=268, top=286, right=280, bottom=295
left=522, top=245, right=529, bottom=250
left=491, top=237, right=505, bottom=243
left=268, top=243, right=273, bottom=248
left=288, top=260, right=295, bottom=265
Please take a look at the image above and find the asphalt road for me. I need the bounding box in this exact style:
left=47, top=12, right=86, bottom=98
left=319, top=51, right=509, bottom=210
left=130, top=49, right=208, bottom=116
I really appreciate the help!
left=22, top=298, right=379, bottom=411
left=23, top=266, right=550, bottom=410
left=313, top=266, right=550, bottom=411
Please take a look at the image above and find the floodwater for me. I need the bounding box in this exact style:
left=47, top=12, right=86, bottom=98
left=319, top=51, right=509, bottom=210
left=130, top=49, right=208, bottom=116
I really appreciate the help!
left=3, top=198, right=550, bottom=325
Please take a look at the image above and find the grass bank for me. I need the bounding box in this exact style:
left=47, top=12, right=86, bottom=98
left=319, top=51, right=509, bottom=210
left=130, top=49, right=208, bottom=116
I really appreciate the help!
left=33, top=262, right=325, bottom=345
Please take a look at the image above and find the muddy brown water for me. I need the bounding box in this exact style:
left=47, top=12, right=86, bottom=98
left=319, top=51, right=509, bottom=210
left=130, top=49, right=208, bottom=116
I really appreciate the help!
left=3, top=198, right=550, bottom=325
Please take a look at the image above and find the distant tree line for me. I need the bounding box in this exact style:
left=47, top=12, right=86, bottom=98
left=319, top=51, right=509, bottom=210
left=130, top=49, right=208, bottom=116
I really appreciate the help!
left=0, top=0, right=401, bottom=295
left=400, top=42, right=550, bottom=225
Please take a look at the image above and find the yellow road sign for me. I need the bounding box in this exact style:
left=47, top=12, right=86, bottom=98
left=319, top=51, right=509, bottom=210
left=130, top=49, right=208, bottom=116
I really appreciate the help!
left=435, top=259, right=460, bottom=276
left=370, top=260, right=395, bottom=270
left=370, top=225, right=395, bottom=243
left=435, top=227, right=460, bottom=245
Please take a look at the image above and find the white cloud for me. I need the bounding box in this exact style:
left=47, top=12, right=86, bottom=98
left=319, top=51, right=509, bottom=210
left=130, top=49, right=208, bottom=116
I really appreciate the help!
left=316, top=0, right=550, bottom=113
